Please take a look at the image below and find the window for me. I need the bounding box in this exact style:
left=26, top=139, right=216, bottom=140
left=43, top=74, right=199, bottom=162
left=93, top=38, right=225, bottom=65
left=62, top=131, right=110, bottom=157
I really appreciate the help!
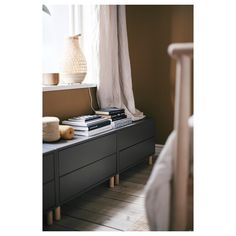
left=42, top=5, right=97, bottom=87
left=42, top=5, right=70, bottom=73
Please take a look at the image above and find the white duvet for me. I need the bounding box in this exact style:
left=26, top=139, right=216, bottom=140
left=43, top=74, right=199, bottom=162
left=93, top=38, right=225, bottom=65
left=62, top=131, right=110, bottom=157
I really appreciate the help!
left=145, top=116, right=193, bottom=231
left=145, top=131, right=176, bottom=230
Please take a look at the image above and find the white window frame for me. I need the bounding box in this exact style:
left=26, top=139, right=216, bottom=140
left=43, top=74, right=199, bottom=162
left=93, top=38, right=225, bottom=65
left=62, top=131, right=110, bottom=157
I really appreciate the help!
left=42, top=4, right=97, bottom=92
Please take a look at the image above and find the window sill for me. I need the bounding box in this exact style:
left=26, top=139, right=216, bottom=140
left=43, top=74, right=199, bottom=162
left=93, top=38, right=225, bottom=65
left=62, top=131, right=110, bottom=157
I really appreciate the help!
left=43, top=83, right=97, bottom=92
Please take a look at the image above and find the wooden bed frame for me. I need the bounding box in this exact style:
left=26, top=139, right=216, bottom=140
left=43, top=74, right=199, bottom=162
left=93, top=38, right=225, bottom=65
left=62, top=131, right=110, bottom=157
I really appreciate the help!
left=168, top=43, right=193, bottom=230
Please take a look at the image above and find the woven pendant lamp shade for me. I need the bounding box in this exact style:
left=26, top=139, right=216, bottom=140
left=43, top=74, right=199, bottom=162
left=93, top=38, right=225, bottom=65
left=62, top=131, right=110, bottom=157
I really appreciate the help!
left=59, top=35, right=87, bottom=84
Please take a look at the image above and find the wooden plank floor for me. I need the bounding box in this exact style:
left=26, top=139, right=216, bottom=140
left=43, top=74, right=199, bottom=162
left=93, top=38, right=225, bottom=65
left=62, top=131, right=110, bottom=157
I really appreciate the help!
left=44, top=159, right=155, bottom=231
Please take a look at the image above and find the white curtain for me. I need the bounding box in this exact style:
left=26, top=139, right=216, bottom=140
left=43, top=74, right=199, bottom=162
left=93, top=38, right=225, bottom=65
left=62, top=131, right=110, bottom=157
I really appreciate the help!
left=83, top=5, right=144, bottom=121
left=81, top=5, right=100, bottom=85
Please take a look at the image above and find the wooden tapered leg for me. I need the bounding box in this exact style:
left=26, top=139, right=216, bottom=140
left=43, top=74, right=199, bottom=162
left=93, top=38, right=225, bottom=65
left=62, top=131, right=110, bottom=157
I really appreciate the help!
left=47, top=210, right=53, bottom=225
left=115, top=174, right=119, bottom=185
left=148, top=155, right=153, bottom=165
left=109, top=176, right=115, bottom=188
left=54, top=206, right=61, bottom=221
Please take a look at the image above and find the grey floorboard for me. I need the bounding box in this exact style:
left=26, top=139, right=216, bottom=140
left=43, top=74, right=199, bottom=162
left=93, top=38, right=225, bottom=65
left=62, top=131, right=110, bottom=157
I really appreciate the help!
left=43, top=161, right=153, bottom=231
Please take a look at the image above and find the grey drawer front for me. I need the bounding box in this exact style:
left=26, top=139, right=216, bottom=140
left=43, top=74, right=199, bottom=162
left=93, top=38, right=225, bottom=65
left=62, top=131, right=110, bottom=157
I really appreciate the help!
left=59, top=134, right=116, bottom=176
left=43, top=181, right=55, bottom=211
left=117, top=119, right=154, bottom=150
left=119, top=138, right=155, bottom=172
left=60, top=154, right=116, bottom=203
left=43, top=153, right=54, bottom=183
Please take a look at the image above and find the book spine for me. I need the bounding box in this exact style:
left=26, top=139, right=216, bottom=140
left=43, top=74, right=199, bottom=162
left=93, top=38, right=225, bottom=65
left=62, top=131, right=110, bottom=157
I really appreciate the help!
left=64, top=118, right=108, bottom=127
left=95, top=109, right=125, bottom=115
left=74, top=125, right=112, bottom=136
left=110, top=114, right=127, bottom=121
left=86, top=120, right=111, bottom=130
left=109, top=109, right=125, bottom=115
left=111, top=118, right=132, bottom=128
left=71, top=120, right=111, bottom=131
left=111, top=112, right=125, bottom=117
left=62, top=120, right=83, bottom=126
left=71, top=115, right=101, bottom=121
left=88, top=124, right=112, bottom=135
left=62, top=120, right=88, bottom=127
left=101, top=113, right=126, bottom=119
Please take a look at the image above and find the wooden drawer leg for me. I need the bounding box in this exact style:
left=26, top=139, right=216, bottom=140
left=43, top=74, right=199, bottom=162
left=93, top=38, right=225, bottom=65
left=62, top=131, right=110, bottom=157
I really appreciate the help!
left=115, top=174, right=119, bottom=185
left=47, top=210, right=53, bottom=225
left=109, top=176, right=115, bottom=188
left=148, top=155, right=153, bottom=165
left=54, top=206, right=61, bottom=221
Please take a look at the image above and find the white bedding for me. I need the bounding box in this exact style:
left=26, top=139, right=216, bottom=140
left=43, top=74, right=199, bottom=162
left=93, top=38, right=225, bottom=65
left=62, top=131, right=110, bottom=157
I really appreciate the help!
left=145, top=116, right=193, bottom=231
left=145, top=131, right=176, bottom=231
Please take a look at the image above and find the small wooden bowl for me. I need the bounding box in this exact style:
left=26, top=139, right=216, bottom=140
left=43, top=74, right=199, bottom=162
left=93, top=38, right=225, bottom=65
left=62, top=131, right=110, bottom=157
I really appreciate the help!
left=43, top=73, right=59, bottom=85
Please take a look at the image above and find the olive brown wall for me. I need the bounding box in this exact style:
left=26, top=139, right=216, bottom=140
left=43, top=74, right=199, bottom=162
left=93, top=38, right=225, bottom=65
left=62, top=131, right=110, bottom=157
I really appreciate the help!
left=43, top=88, right=98, bottom=121
left=43, top=5, right=193, bottom=145
left=126, top=5, right=193, bottom=144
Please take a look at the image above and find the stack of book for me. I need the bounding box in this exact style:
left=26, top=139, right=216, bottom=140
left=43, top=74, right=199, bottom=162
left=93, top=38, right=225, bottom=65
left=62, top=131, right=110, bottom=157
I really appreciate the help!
left=95, top=107, right=132, bottom=128
left=62, top=115, right=112, bottom=136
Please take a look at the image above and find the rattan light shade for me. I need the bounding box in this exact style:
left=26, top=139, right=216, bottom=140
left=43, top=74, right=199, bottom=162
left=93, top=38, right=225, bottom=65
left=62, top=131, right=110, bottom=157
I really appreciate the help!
left=59, top=35, right=87, bottom=84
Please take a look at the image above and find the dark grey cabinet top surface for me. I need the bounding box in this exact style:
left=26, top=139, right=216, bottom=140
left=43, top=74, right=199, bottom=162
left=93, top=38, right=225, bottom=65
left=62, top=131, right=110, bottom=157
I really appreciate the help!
left=43, top=118, right=154, bottom=155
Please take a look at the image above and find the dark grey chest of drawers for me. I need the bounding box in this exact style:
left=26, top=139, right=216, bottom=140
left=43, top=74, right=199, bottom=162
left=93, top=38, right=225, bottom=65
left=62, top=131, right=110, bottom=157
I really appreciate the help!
left=43, top=118, right=155, bottom=218
left=43, top=153, right=56, bottom=211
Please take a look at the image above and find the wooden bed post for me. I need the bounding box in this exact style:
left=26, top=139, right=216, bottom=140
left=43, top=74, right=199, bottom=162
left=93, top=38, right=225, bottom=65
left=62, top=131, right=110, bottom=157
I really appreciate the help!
left=168, top=43, right=193, bottom=231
